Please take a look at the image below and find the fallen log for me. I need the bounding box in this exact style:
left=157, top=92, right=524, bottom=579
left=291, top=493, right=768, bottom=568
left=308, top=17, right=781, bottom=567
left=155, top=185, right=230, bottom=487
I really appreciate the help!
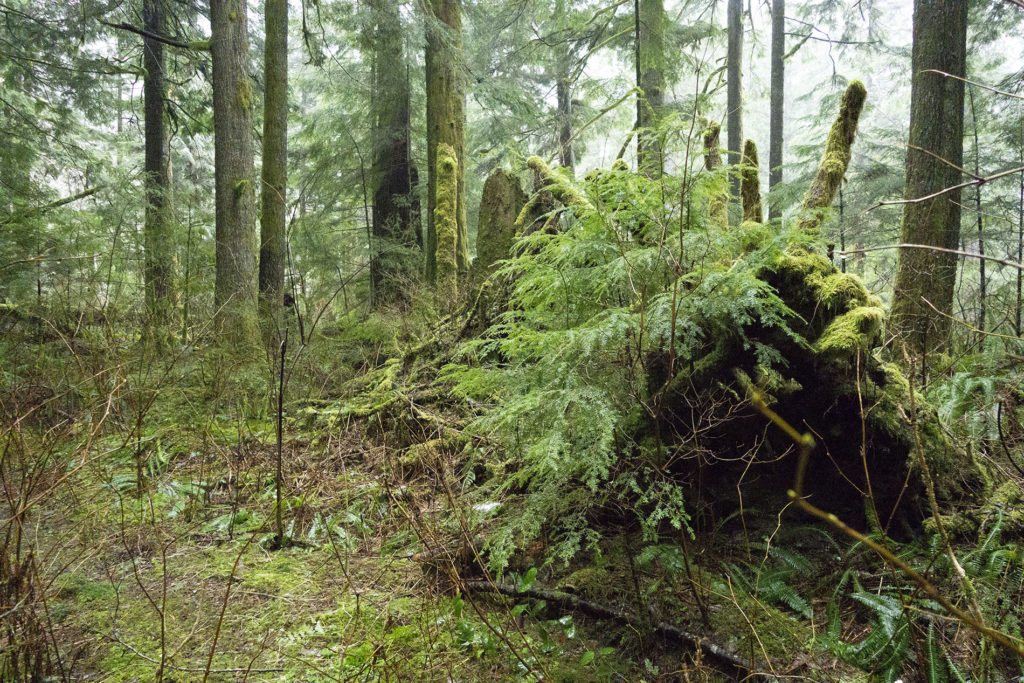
left=461, top=579, right=766, bottom=680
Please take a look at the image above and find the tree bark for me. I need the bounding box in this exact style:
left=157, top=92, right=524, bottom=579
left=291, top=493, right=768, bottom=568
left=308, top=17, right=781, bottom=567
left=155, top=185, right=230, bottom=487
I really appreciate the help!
left=434, top=142, right=459, bottom=313
left=740, top=139, right=762, bottom=224
left=636, top=0, right=665, bottom=178
left=703, top=123, right=728, bottom=231
left=259, top=0, right=288, bottom=334
left=726, top=0, right=743, bottom=212
left=142, top=0, right=176, bottom=347
left=797, top=81, right=866, bottom=236
left=556, top=69, right=575, bottom=172
left=424, top=0, right=468, bottom=285
left=768, top=0, right=784, bottom=219
left=369, top=0, right=419, bottom=306
left=889, top=0, right=968, bottom=357
left=211, top=0, right=259, bottom=348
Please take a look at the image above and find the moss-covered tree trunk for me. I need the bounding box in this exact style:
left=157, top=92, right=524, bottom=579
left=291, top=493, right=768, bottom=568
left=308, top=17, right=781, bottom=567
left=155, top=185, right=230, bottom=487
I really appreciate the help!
left=636, top=0, right=665, bottom=178
left=425, top=0, right=469, bottom=286
left=726, top=0, right=742, bottom=212
left=768, top=0, right=784, bottom=220
left=796, top=81, right=866, bottom=236
left=703, top=123, right=728, bottom=230
left=889, top=0, right=969, bottom=357
left=211, top=0, right=259, bottom=349
left=259, top=0, right=288, bottom=335
left=368, top=0, right=419, bottom=306
left=473, top=168, right=526, bottom=282
left=434, top=143, right=459, bottom=313
left=740, top=139, right=762, bottom=224
left=142, top=0, right=176, bottom=348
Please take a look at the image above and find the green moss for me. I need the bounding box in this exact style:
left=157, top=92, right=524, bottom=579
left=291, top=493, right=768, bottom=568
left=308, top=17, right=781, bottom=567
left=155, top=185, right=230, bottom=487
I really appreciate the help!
left=740, top=139, right=763, bottom=224
left=923, top=511, right=978, bottom=538
left=774, top=246, right=834, bottom=281
left=557, top=566, right=613, bottom=601
left=236, top=77, right=253, bottom=111
left=707, top=577, right=814, bottom=666
left=797, top=81, right=867, bottom=235
left=526, top=156, right=592, bottom=214
left=807, top=271, right=870, bottom=312
left=233, top=177, right=250, bottom=197
left=814, top=305, right=885, bottom=358
left=435, top=142, right=459, bottom=312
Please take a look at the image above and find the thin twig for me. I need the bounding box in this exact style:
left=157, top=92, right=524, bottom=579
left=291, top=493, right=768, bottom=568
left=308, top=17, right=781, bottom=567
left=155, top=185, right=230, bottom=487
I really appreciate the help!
left=866, top=165, right=1024, bottom=212
left=921, top=69, right=1024, bottom=101
left=837, top=243, right=1024, bottom=271
left=202, top=534, right=257, bottom=682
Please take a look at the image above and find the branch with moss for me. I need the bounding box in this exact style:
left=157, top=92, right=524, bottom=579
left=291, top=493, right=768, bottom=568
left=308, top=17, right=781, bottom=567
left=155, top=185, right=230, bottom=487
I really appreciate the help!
left=461, top=580, right=760, bottom=677
left=797, top=80, right=866, bottom=236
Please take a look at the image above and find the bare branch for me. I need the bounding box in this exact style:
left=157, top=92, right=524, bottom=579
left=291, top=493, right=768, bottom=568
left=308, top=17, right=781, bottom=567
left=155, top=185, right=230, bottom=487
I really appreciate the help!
left=866, top=165, right=1024, bottom=212
left=837, top=243, right=1024, bottom=271
left=922, top=69, right=1023, bottom=100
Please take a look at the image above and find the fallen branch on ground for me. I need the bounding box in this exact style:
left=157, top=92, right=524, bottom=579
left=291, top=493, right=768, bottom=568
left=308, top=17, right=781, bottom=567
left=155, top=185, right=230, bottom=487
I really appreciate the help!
left=461, top=579, right=765, bottom=679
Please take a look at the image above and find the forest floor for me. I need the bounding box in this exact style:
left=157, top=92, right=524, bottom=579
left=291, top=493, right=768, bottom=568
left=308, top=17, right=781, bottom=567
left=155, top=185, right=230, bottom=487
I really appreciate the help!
left=35, top=415, right=637, bottom=681
left=5, top=318, right=1009, bottom=682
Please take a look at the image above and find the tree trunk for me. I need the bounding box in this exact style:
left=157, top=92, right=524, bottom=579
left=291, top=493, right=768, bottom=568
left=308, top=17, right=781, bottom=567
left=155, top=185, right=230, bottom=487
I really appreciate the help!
left=369, top=0, right=419, bottom=306
left=703, top=123, right=727, bottom=230
left=473, top=168, right=526, bottom=283
left=434, top=142, right=459, bottom=313
left=556, top=67, right=574, bottom=172
left=726, top=0, right=742, bottom=213
left=968, top=87, right=985, bottom=336
left=889, top=0, right=968, bottom=357
left=211, top=0, right=259, bottom=348
left=259, top=0, right=288, bottom=334
left=797, top=81, right=866, bottom=236
left=740, top=139, right=762, bottom=224
left=142, top=0, right=176, bottom=347
left=636, top=0, right=665, bottom=178
left=424, top=0, right=468, bottom=286
left=768, top=0, right=784, bottom=219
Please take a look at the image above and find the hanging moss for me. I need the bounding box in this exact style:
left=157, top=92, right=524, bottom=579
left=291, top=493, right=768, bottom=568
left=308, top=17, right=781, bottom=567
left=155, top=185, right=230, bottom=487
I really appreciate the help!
left=739, top=139, right=763, bottom=224
left=434, top=142, right=459, bottom=313
left=797, top=80, right=867, bottom=236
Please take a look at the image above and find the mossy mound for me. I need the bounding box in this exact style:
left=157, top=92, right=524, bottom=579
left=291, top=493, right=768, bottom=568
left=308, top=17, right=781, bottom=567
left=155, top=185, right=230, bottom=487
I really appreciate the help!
left=657, top=241, right=986, bottom=523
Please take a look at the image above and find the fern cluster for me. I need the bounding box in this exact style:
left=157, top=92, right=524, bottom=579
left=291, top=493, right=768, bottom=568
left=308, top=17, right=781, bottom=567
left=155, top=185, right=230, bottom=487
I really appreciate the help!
left=445, top=164, right=799, bottom=569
